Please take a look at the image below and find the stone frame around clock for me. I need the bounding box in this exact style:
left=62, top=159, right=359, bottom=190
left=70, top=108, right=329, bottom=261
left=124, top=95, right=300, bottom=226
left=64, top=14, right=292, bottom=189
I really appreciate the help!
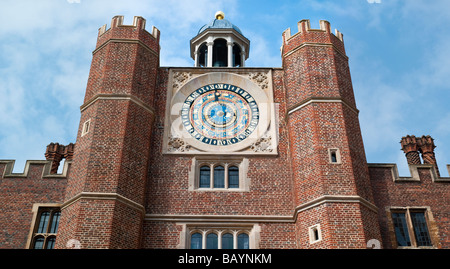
left=163, top=70, right=277, bottom=155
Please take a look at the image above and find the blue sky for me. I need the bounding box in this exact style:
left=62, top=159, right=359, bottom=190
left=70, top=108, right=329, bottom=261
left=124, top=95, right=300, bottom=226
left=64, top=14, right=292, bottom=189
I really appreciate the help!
left=1, top=0, right=449, bottom=176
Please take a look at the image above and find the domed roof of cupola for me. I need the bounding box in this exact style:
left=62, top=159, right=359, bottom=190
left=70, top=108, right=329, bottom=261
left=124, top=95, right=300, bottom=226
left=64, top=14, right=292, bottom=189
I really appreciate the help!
left=198, top=11, right=243, bottom=35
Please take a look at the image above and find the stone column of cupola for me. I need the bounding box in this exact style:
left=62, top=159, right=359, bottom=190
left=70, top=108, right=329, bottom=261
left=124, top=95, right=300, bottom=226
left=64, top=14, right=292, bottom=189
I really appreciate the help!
left=227, top=41, right=234, bottom=67
left=194, top=44, right=200, bottom=67
left=207, top=41, right=214, bottom=67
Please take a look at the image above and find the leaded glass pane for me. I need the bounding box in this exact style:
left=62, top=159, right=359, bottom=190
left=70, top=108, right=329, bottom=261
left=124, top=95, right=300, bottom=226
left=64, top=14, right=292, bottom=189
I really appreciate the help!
left=206, top=233, right=218, bottom=249
left=238, top=233, right=249, bottom=249
left=37, top=212, right=50, bottom=233
left=392, top=212, right=411, bottom=246
left=33, top=236, right=44, bottom=249
left=46, top=237, right=56, bottom=249
left=411, top=212, right=432, bottom=246
left=222, top=233, right=233, bottom=249
left=199, top=166, right=210, bottom=188
left=214, top=166, right=224, bottom=188
left=190, top=233, right=202, bottom=249
left=228, top=166, right=239, bottom=188
left=49, top=212, right=61, bottom=233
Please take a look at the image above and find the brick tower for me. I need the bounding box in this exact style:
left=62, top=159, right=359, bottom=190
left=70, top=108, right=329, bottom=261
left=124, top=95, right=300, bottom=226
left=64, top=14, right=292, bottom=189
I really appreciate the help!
left=282, top=20, right=382, bottom=248
left=55, top=16, right=160, bottom=249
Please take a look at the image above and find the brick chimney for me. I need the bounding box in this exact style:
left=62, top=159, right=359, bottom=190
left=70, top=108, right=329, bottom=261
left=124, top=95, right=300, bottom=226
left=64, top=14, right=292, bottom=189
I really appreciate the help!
left=418, top=135, right=440, bottom=176
left=400, top=135, right=421, bottom=165
left=45, top=143, right=75, bottom=174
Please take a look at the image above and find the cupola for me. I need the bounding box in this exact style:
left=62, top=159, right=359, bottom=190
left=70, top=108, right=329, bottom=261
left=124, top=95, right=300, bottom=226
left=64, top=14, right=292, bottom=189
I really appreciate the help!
left=190, top=11, right=250, bottom=67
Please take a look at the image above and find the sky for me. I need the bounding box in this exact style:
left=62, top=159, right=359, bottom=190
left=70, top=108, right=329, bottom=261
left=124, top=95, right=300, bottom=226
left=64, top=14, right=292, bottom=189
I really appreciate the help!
left=0, top=0, right=449, bottom=176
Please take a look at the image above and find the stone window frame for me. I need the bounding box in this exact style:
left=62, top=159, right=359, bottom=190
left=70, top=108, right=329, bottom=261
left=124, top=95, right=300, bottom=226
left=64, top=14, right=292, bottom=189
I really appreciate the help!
left=189, top=156, right=249, bottom=191
left=181, top=223, right=259, bottom=249
left=328, top=148, right=341, bottom=164
left=309, top=224, right=322, bottom=244
left=81, top=118, right=91, bottom=137
left=387, top=206, right=438, bottom=249
left=27, top=203, right=62, bottom=249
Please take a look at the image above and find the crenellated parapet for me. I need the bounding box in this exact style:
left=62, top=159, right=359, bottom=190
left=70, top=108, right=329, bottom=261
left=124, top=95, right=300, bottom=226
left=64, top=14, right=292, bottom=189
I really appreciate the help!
left=83, top=15, right=161, bottom=107
left=95, top=15, right=160, bottom=56
left=281, top=19, right=345, bottom=57
left=0, top=142, right=74, bottom=179
left=370, top=135, right=449, bottom=183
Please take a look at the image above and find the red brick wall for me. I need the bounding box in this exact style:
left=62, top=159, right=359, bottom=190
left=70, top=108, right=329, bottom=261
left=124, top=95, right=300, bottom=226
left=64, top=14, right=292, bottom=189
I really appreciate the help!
left=369, top=165, right=450, bottom=248
left=283, top=20, right=381, bottom=248
left=0, top=162, right=68, bottom=248
left=141, top=68, right=298, bottom=248
left=55, top=16, right=158, bottom=249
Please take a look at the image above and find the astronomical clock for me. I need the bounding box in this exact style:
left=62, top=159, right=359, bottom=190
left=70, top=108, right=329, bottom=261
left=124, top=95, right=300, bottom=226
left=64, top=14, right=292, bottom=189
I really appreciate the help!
left=163, top=70, right=277, bottom=155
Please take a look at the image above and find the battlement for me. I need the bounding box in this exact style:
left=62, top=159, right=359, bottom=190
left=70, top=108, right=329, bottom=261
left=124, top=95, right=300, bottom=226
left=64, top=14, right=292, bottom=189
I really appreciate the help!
left=283, top=20, right=343, bottom=42
left=368, top=163, right=450, bottom=183
left=95, top=15, right=160, bottom=53
left=0, top=142, right=74, bottom=179
left=281, top=19, right=345, bottom=57
left=98, top=15, right=160, bottom=39
left=0, top=159, right=71, bottom=179
left=370, top=134, right=450, bottom=182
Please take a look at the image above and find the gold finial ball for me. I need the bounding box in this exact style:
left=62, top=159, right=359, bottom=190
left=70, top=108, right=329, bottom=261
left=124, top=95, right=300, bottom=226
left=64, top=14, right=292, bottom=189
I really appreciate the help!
left=215, top=11, right=225, bottom=20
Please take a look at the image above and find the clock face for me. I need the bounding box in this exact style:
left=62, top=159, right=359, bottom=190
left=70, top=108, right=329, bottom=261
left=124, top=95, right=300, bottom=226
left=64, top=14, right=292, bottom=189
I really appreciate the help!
left=181, top=83, right=259, bottom=146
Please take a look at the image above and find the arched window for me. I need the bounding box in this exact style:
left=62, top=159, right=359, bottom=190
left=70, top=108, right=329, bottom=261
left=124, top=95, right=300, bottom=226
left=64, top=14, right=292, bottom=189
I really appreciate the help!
left=30, top=207, right=61, bottom=249
left=213, top=165, right=225, bottom=188
left=206, top=233, right=218, bottom=249
left=190, top=233, right=203, bottom=249
left=33, top=236, right=45, bottom=249
left=233, top=44, right=242, bottom=67
left=198, top=43, right=208, bottom=67
left=49, top=211, right=60, bottom=234
left=37, top=211, right=50, bottom=233
left=228, top=166, right=239, bottom=188
left=213, top=39, right=227, bottom=67
left=187, top=228, right=253, bottom=249
left=238, top=233, right=249, bottom=249
left=199, top=165, right=211, bottom=188
left=222, top=233, right=234, bottom=249
left=46, top=236, right=56, bottom=249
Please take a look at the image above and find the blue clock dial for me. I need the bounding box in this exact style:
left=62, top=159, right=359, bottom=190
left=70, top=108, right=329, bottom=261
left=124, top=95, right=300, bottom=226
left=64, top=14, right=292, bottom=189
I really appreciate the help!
left=181, top=83, right=259, bottom=146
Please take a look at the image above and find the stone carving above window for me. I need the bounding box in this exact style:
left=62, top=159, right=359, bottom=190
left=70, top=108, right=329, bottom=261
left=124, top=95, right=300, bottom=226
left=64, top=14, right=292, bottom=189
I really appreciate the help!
left=248, top=72, right=268, bottom=90
left=172, top=72, right=192, bottom=92
left=168, top=135, right=191, bottom=152
left=250, top=135, right=273, bottom=152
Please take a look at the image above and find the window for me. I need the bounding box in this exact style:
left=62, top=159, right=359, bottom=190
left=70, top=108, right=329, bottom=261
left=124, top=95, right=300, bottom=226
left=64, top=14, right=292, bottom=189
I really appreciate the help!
left=328, top=148, right=341, bottom=164
left=390, top=208, right=433, bottom=248
left=190, top=233, right=202, bottom=249
left=81, top=119, right=91, bottom=137
left=199, top=166, right=211, bottom=188
left=189, top=229, right=251, bottom=249
left=222, top=233, right=234, bottom=249
left=206, top=233, right=218, bottom=249
left=213, top=166, right=225, bottom=188
left=30, top=207, right=61, bottom=249
left=190, top=157, right=249, bottom=191
left=212, top=39, right=227, bottom=67
left=197, top=163, right=239, bottom=190
left=309, top=224, right=322, bottom=244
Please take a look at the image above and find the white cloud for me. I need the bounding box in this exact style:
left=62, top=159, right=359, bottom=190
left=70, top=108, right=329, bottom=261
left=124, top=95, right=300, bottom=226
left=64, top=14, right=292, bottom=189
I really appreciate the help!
left=367, top=0, right=381, bottom=4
